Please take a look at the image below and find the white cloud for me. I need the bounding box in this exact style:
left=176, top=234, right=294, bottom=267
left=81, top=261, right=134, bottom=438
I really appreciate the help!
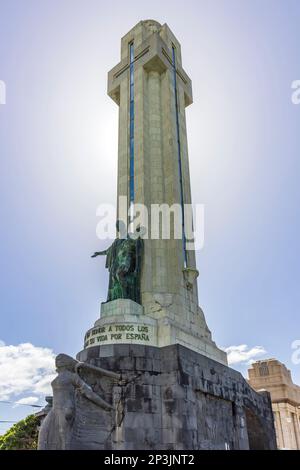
left=14, top=396, right=40, bottom=407
left=224, top=344, right=267, bottom=366
left=0, top=341, right=56, bottom=401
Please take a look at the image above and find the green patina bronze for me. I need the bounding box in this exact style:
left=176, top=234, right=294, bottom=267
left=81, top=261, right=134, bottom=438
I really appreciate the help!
left=91, top=222, right=143, bottom=304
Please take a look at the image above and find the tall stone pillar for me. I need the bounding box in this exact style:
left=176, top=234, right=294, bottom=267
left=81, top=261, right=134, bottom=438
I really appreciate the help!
left=83, top=19, right=227, bottom=364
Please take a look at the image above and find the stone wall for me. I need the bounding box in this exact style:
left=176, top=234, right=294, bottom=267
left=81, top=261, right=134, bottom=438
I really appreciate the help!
left=74, top=344, right=276, bottom=450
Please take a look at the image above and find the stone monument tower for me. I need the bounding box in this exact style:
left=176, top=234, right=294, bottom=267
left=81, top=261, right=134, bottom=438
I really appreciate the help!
left=38, top=20, right=277, bottom=450
left=84, top=19, right=226, bottom=365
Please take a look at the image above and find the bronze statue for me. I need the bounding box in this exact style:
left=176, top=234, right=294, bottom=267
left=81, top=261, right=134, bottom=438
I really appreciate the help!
left=91, top=221, right=143, bottom=304
left=37, top=354, right=120, bottom=450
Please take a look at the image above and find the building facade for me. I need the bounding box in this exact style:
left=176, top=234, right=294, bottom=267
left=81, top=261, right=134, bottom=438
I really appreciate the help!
left=248, top=359, right=300, bottom=449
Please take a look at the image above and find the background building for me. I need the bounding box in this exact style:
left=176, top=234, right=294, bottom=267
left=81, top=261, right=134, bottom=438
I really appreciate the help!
left=248, top=359, right=300, bottom=449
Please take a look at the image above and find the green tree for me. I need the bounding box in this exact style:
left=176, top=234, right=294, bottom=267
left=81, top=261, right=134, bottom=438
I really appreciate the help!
left=0, top=414, right=39, bottom=450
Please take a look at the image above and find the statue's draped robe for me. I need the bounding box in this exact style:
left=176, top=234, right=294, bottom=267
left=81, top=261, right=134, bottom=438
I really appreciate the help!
left=38, top=371, right=98, bottom=450
left=105, top=237, right=143, bottom=303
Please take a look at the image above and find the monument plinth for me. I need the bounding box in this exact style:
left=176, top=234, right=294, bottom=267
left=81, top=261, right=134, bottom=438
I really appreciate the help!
left=38, top=20, right=276, bottom=450
left=84, top=299, right=158, bottom=349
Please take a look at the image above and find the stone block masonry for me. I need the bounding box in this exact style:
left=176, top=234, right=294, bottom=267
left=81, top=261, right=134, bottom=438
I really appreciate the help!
left=74, top=344, right=277, bottom=450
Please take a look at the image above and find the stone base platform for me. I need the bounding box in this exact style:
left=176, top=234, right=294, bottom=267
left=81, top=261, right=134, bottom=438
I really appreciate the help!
left=84, top=299, right=158, bottom=349
left=72, top=344, right=277, bottom=450
left=83, top=299, right=227, bottom=365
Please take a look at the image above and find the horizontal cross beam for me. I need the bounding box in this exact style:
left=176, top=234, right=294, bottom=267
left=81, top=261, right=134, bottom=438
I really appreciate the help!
left=108, top=33, right=193, bottom=107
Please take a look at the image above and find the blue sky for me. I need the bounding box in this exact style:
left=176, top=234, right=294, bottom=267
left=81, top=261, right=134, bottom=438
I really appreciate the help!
left=0, top=0, right=299, bottom=433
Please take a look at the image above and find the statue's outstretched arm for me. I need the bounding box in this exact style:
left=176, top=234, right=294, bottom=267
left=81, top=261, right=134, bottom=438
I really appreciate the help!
left=75, top=362, right=121, bottom=381
left=82, top=386, right=114, bottom=411
left=91, top=249, right=107, bottom=258
left=73, top=374, right=114, bottom=411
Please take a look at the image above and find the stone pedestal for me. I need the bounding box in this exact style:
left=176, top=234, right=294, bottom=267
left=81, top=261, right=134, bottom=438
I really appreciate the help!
left=84, top=299, right=158, bottom=349
left=71, top=344, right=277, bottom=450
left=84, top=299, right=227, bottom=365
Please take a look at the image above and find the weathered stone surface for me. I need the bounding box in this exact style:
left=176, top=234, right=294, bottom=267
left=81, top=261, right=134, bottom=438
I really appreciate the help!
left=106, top=20, right=227, bottom=365
left=37, top=354, right=120, bottom=450
left=70, top=344, right=277, bottom=450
